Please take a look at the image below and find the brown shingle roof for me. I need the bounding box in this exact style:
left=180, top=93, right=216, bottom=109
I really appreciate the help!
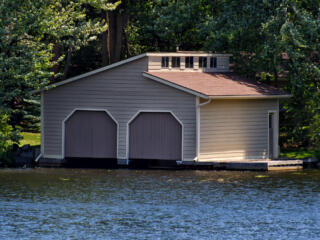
left=144, top=72, right=288, bottom=97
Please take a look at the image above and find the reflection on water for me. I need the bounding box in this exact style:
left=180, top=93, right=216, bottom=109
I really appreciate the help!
left=0, top=168, right=319, bottom=239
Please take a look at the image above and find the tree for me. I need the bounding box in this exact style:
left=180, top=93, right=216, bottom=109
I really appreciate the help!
left=0, top=0, right=119, bottom=155
left=0, top=108, right=21, bottom=166
left=42, top=0, right=119, bottom=80
left=0, top=0, right=54, bottom=130
left=126, top=0, right=211, bottom=54
left=201, top=0, right=320, bottom=148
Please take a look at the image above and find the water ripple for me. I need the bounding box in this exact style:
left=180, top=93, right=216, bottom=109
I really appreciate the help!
left=0, top=169, right=320, bottom=239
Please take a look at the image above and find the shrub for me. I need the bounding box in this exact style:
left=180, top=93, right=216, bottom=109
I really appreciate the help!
left=0, top=109, right=21, bottom=167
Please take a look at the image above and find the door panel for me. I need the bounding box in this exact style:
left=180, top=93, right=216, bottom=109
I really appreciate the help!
left=129, top=112, right=182, bottom=160
left=65, top=111, right=117, bottom=158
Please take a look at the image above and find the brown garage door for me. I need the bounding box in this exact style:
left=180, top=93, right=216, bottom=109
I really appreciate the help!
left=65, top=110, right=117, bottom=158
left=129, top=112, right=182, bottom=160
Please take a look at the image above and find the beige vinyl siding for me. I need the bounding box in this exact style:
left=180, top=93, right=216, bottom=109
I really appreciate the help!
left=148, top=55, right=230, bottom=72
left=148, top=56, right=161, bottom=71
left=199, top=99, right=278, bottom=161
left=43, top=57, right=196, bottom=161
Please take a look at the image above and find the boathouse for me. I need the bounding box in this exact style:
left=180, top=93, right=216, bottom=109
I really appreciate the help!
left=35, top=52, right=290, bottom=167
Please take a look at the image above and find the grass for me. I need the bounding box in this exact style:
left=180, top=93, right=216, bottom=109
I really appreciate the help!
left=280, top=148, right=316, bottom=159
left=19, top=132, right=41, bottom=147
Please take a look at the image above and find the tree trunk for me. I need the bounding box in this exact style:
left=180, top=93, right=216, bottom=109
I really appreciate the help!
left=51, top=42, right=61, bottom=82
left=108, top=11, right=123, bottom=64
left=273, top=55, right=278, bottom=87
left=123, top=24, right=130, bottom=57
left=101, top=11, right=109, bottom=66
left=101, top=10, right=128, bottom=65
left=63, top=48, right=72, bottom=80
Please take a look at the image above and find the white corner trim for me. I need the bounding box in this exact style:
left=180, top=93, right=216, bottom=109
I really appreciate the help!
left=32, top=53, right=147, bottom=94
left=61, top=108, right=119, bottom=159
left=195, top=97, right=200, bottom=160
left=277, top=98, right=280, bottom=158
left=142, top=72, right=209, bottom=99
left=126, top=110, right=184, bottom=161
left=267, top=110, right=277, bottom=159
left=195, top=97, right=212, bottom=160
left=40, top=92, right=44, bottom=155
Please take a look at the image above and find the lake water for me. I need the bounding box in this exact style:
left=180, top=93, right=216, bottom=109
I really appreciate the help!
left=0, top=168, right=319, bottom=240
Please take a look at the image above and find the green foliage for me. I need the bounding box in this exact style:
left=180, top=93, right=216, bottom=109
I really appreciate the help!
left=19, top=98, right=41, bottom=132
left=0, top=109, right=21, bottom=167
left=200, top=0, right=320, bottom=148
left=0, top=0, right=119, bottom=130
left=40, top=0, right=112, bottom=52
left=0, top=0, right=54, bottom=132
left=280, top=148, right=316, bottom=159
left=309, top=113, right=320, bottom=145
left=126, top=0, right=210, bottom=54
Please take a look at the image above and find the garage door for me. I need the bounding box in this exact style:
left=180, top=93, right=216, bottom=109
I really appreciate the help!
left=129, top=112, right=182, bottom=160
left=65, top=110, right=117, bottom=158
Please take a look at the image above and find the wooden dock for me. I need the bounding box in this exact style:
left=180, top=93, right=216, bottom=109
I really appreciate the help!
left=267, top=160, right=303, bottom=171
left=179, top=159, right=304, bottom=171
left=39, top=158, right=311, bottom=171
